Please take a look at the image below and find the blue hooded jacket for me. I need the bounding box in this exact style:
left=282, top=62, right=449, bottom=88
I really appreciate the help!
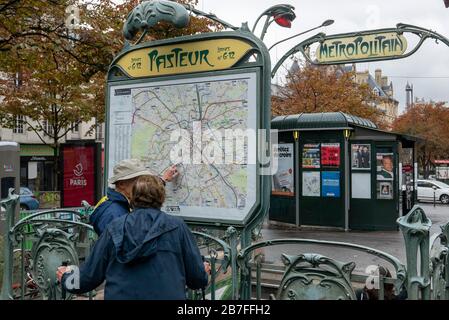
left=63, top=207, right=208, bottom=300
left=89, top=188, right=129, bottom=236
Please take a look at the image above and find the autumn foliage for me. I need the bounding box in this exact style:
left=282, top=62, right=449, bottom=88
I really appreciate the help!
left=392, top=102, right=449, bottom=178
left=0, top=0, right=217, bottom=189
left=272, top=62, right=382, bottom=126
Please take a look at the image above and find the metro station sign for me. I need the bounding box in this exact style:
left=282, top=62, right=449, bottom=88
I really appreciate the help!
left=316, top=32, right=407, bottom=64
left=116, top=38, right=253, bottom=78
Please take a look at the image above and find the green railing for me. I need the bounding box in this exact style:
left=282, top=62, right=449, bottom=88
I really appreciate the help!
left=1, top=192, right=449, bottom=300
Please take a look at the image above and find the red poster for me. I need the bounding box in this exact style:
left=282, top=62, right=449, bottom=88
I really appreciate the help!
left=321, top=143, right=340, bottom=167
left=62, top=145, right=95, bottom=207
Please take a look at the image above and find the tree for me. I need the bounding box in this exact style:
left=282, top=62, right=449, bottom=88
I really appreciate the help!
left=392, top=102, right=449, bottom=178
left=272, top=62, right=383, bottom=126
left=0, top=0, right=217, bottom=190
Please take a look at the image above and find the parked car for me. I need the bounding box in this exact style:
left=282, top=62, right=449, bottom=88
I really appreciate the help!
left=416, top=180, right=449, bottom=204
left=19, top=187, right=39, bottom=211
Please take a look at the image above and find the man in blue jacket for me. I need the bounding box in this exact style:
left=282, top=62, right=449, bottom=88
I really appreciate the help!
left=57, top=175, right=209, bottom=300
left=90, top=159, right=178, bottom=235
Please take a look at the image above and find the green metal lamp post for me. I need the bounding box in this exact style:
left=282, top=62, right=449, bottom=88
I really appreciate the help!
left=268, top=19, right=334, bottom=51
left=252, top=4, right=296, bottom=40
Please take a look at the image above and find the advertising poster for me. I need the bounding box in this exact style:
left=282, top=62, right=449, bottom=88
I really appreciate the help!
left=322, top=171, right=340, bottom=197
left=351, top=173, right=371, bottom=199
left=377, top=153, right=394, bottom=181
left=302, top=144, right=320, bottom=168
left=62, top=145, right=96, bottom=207
left=351, top=144, right=371, bottom=169
left=378, top=181, right=393, bottom=199
left=272, top=144, right=294, bottom=195
left=436, top=166, right=449, bottom=180
left=302, top=172, right=320, bottom=197
left=321, top=143, right=340, bottom=167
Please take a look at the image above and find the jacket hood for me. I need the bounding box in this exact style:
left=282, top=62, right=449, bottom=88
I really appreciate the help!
left=108, top=208, right=178, bottom=264
left=89, top=188, right=130, bottom=235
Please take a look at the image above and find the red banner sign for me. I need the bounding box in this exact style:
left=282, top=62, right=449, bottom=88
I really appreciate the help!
left=321, top=143, right=340, bottom=167
left=62, top=145, right=95, bottom=207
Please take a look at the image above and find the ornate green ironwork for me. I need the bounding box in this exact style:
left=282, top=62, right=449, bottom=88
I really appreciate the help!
left=123, top=0, right=190, bottom=45
left=271, top=23, right=449, bottom=78
left=237, top=238, right=406, bottom=300
left=190, top=230, right=232, bottom=300
left=429, top=221, right=449, bottom=300
left=398, top=205, right=432, bottom=300
left=1, top=205, right=94, bottom=300
left=30, top=228, right=79, bottom=300
left=276, top=253, right=356, bottom=300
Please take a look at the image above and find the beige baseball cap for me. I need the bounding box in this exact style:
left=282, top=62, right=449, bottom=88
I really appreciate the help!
left=108, top=159, right=156, bottom=184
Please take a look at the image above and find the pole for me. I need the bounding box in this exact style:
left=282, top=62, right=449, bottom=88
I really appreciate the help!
left=0, top=191, right=19, bottom=300
left=268, top=21, right=333, bottom=51
left=434, top=188, right=436, bottom=207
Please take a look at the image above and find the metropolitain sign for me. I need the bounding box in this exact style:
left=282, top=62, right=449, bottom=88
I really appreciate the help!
left=315, top=32, right=408, bottom=64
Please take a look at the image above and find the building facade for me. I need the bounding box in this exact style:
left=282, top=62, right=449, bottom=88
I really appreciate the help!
left=0, top=72, right=104, bottom=194
left=0, top=118, right=102, bottom=193
left=352, top=67, right=399, bottom=126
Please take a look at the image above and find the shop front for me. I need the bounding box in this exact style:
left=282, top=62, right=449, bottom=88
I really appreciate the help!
left=19, top=144, right=57, bottom=193
left=270, top=112, right=417, bottom=231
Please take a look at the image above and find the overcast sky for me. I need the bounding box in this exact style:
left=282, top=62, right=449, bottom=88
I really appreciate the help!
left=196, top=0, right=449, bottom=113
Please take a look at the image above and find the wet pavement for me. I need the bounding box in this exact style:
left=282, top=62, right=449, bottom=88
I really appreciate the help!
left=258, top=203, right=449, bottom=274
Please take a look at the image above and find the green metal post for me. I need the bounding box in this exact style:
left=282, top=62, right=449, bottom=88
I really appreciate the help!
left=397, top=206, right=432, bottom=300
left=240, top=227, right=254, bottom=300
left=226, top=227, right=239, bottom=300
left=378, top=273, right=384, bottom=300
left=437, top=221, right=449, bottom=299
left=0, top=191, right=19, bottom=300
left=20, top=235, right=25, bottom=300
left=210, top=257, right=216, bottom=300
left=255, top=254, right=263, bottom=300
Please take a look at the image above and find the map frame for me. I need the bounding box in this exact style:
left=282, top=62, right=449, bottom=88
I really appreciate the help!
left=105, top=31, right=272, bottom=230
left=106, top=69, right=260, bottom=226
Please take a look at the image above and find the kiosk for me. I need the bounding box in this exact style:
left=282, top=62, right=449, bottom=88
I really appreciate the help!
left=0, top=142, right=20, bottom=235
left=270, top=112, right=417, bottom=231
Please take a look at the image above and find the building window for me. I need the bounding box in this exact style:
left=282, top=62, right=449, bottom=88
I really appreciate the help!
left=72, top=122, right=79, bottom=133
left=13, top=115, right=24, bottom=134
left=42, top=120, right=53, bottom=136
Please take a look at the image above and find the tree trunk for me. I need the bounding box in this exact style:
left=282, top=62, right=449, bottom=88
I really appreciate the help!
left=53, top=140, right=59, bottom=192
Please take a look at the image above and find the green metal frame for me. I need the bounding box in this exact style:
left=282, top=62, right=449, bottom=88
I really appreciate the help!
left=237, top=237, right=407, bottom=300
left=1, top=202, right=95, bottom=300
left=107, top=11, right=273, bottom=243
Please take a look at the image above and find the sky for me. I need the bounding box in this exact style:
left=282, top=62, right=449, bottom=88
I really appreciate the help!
left=196, top=0, right=449, bottom=113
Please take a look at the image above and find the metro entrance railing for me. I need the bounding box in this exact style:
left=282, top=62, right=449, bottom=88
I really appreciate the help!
left=2, top=190, right=448, bottom=300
